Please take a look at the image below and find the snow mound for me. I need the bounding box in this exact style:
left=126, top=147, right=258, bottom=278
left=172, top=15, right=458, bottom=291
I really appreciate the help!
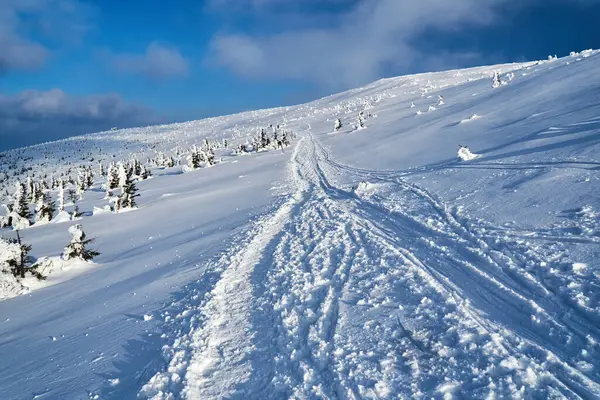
left=92, top=205, right=112, bottom=215
left=459, top=114, right=481, bottom=123
left=457, top=146, right=480, bottom=161
left=0, top=273, right=28, bottom=300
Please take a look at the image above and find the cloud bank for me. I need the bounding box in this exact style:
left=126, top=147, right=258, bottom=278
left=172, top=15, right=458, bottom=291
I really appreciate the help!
left=208, top=0, right=517, bottom=87
left=0, top=89, right=162, bottom=150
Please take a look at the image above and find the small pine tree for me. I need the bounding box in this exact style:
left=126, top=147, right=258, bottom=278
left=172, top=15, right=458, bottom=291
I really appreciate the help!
left=201, top=149, right=215, bottom=167
left=131, top=159, right=142, bottom=177
left=108, top=163, right=119, bottom=190
left=116, top=169, right=139, bottom=210
left=34, top=185, right=44, bottom=204
left=156, top=152, right=166, bottom=167
left=62, top=224, right=100, bottom=262
left=358, top=112, right=366, bottom=129
left=492, top=71, right=501, bottom=88
left=260, top=129, right=270, bottom=149
left=58, top=181, right=65, bottom=212
left=139, top=165, right=152, bottom=180
left=76, top=172, right=87, bottom=200
left=26, top=177, right=35, bottom=203
left=67, top=189, right=77, bottom=204
left=85, top=169, right=94, bottom=188
left=282, top=131, right=290, bottom=147
left=13, top=181, right=31, bottom=222
left=2, top=232, right=44, bottom=279
left=73, top=205, right=83, bottom=218
left=38, top=193, right=55, bottom=222
left=188, top=146, right=201, bottom=170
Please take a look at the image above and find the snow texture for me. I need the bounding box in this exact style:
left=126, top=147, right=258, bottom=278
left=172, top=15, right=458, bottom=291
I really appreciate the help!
left=1, top=50, right=600, bottom=399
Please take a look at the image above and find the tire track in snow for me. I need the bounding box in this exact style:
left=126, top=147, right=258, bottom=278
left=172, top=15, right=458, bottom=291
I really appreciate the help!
left=306, top=129, right=600, bottom=397
left=142, top=127, right=600, bottom=399
left=139, top=139, right=312, bottom=399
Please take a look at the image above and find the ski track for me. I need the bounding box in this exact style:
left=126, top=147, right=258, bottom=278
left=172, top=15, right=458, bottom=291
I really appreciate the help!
left=140, top=125, right=600, bottom=399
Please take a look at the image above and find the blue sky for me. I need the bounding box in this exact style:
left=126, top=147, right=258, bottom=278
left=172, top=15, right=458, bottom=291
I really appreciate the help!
left=1, top=0, right=599, bottom=150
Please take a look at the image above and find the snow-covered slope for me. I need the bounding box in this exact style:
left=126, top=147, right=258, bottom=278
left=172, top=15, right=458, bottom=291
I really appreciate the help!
left=1, top=50, right=599, bottom=399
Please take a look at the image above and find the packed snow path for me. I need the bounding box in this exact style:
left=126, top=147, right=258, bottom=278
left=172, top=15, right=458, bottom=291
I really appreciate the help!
left=141, top=127, right=600, bottom=399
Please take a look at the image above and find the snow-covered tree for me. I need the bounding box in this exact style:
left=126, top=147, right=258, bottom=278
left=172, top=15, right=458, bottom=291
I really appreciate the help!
left=85, top=168, right=94, bottom=188
left=334, top=118, right=343, bottom=131
left=1, top=232, right=43, bottom=279
left=67, top=189, right=77, bottom=204
left=117, top=163, right=128, bottom=188
left=130, top=159, right=142, bottom=177
left=139, top=165, right=152, bottom=180
left=188, top=146, right=201, bottom=170
left=115, top=169, right=139, bottom=211
left=76, top=172, right=86, bottom=200
left=33, top=185, right=44, bottom=204
left=58, top=181, right=65, bottom=212
left=202, top=149, right=215, bottom=167
left=26, top=177, right=35, bottom=203
left=358, top=112, right=366, bottom=129
left=282, top=131, right=290, bottom=147
left=108, top=163, right=119, bottom=190
left=237, top=144, right=248, bottom=154
left=260, top=129, right=270, bottom=149
left=13, top=181, right=31, bottom=223
left=156, top=152, right=166, bottom=167
left=492, top=71, right=501, bottom=88
left=62, top=224, right=99, bottom=262
left=35, top=193, right=55, bottom=223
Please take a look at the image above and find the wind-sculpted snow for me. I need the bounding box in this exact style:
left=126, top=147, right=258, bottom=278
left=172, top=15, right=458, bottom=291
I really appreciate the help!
left=1, top=51, right=600, bottom=399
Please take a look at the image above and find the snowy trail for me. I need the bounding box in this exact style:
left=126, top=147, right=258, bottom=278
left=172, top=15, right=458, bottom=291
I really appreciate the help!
left=141, top=126, right=600, bottom=399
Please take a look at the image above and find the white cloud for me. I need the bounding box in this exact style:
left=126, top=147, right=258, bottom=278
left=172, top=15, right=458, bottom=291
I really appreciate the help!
left=112, top=42, right=190, bottom=80
left=0, top=0, right=93, bottom=72
left=208, top=0, right=516, bottom=87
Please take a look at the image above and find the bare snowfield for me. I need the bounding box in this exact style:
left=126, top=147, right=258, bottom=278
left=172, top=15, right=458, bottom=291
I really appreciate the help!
left=1, top=51, right=600, bottom=399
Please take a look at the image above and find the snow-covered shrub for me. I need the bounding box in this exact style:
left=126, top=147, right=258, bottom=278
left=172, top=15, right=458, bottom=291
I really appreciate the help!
left=62, top=224, right=99, bottom=262
left=457, top=145, right=480, bottom=161
left=334, top=118, right=343, bottom=131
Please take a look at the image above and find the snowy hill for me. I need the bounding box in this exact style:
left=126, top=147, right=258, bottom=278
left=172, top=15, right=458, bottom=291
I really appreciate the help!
left=1, top=50, right=600, bottom=399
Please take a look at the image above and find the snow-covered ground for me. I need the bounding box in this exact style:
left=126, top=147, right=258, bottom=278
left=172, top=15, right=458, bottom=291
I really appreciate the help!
left=1, top=50, right=600, bottom=399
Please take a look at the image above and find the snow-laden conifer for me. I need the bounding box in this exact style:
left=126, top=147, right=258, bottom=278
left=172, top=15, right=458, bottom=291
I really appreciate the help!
left=62, top=224, right=99, bottom=262
left=492, top=71, right=501, bottom=88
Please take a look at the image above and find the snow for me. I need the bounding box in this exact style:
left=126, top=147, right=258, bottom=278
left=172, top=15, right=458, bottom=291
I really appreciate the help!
left=458, top=145, right=480, bottom=161
left=1, top=50, right=600, bottom=399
